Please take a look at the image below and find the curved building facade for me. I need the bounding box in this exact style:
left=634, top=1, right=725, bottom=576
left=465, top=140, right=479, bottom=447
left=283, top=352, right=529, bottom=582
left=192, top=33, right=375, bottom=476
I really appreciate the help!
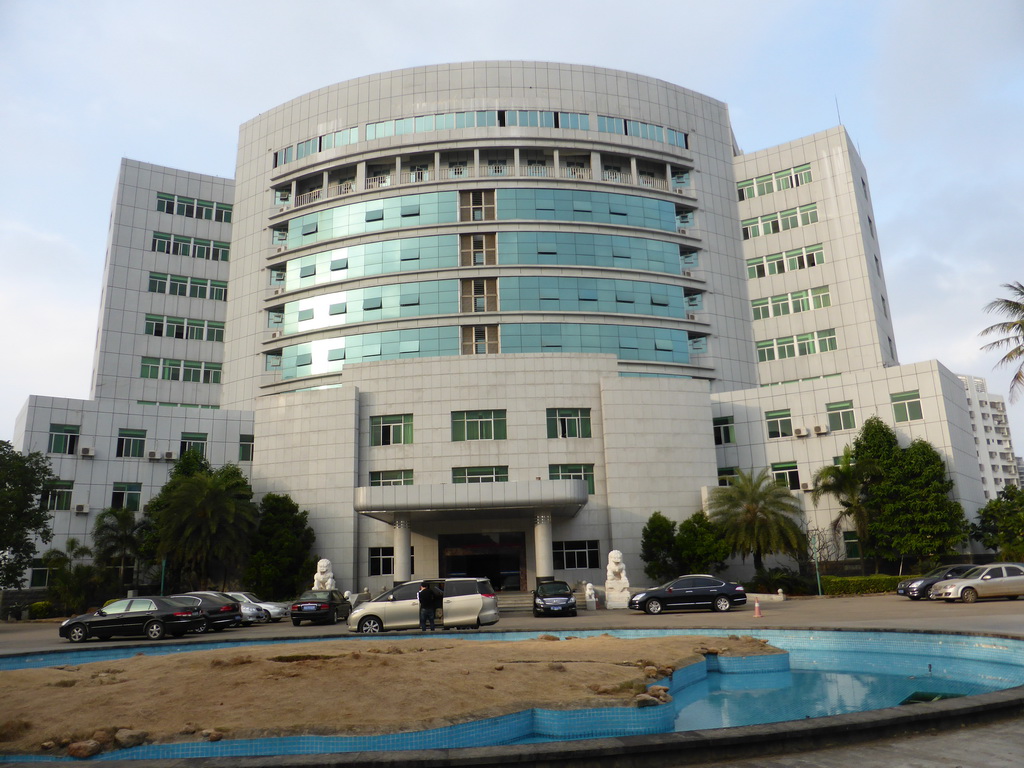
left=225, top=63, right=756, bottom=591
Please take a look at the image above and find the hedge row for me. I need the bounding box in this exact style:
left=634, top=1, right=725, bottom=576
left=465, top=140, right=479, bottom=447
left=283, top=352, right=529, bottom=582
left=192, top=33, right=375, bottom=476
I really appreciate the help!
left=819, top=575, right=904, bottom=595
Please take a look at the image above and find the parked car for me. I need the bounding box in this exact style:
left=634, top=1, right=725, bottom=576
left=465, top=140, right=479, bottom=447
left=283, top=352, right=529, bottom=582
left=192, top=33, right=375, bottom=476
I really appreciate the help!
left=928, top=563, right=1024, bottom=603
left=290, top=589, right=352, bottom=626
left=896, top=564, right=975, bottom=600
left=59, top=596, right=204, bottom=643
left=227, top=591, right=289, bottom=622
left=532, top=580, right=578, bottom=617
left=348, top=577, right=500, bottom=633
left=628, top=575, right=747, bottom=614
left=170, top=593, right=243, bottom=632
left=188, top=591, right=268, bottom=625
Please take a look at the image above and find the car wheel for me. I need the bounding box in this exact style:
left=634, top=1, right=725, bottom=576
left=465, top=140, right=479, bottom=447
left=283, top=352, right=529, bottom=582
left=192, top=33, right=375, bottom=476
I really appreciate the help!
left=358, top=616, right=382, bottom=633
left=145, top=620, right=165, bottom=641
left=193, top=619, right=209, bottom=634
left=712, top=596, right=732, bottom=612
left=67, top=624, right=88, bottom=643
left=961, top=588, right=978, bottom=604
left=644, top=599, right=663, bottom=615
left=291, top=618, right=302, bottom=627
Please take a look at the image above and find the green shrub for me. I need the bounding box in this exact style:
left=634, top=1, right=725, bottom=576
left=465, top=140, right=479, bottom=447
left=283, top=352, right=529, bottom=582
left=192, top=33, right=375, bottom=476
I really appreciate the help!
left=819, top=575, right=903, bottom=595
left=28, top=601, right=54, bottom=619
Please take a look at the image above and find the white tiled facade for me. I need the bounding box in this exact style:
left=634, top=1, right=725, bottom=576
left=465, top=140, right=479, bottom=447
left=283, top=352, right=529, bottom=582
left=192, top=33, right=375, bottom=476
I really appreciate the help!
left=12, top=63, right=1008, bottom=591
left=13, top=160, right=252, bottom=587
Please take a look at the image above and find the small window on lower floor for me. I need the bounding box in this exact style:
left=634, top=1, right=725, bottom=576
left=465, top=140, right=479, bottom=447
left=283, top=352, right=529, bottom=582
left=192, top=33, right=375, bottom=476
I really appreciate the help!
left=843, top=531, right=861, bottom=559
left=368, top=546, right=415, bottom=576
left=239, top=434, right=254, bottom=462
left=552, top=540, right=599, bottom=570
left=771, top=461, right=800, bottom=490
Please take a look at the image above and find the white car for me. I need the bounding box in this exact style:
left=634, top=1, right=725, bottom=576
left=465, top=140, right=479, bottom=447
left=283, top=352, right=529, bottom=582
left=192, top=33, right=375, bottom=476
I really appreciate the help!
left=347, top=578, right=499, bottom=633
left=227, top=591, right=289, bottom=622
left=929, top=563, right=1024, bottom=603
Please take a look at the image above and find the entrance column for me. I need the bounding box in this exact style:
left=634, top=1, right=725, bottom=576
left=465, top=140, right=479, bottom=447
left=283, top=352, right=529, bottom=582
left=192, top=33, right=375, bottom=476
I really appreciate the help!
left=533, top=513, right=554, bottom=585
left=393, top=513, right=412, bottom=585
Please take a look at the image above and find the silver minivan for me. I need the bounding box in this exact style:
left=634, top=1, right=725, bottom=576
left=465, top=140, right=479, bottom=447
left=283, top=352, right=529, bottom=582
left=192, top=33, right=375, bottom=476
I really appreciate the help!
left=347, top=578, right=500, bottom=633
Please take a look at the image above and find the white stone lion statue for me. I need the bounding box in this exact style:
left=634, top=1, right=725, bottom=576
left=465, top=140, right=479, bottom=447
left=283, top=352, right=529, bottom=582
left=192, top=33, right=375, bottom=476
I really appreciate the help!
left=604, top=550, right=630, bottom=609
left=312, top=558, right=337, bottom=590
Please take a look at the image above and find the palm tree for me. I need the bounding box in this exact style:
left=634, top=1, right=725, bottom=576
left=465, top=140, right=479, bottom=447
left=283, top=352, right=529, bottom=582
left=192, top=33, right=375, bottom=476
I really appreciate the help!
left=810, top=446, right=877, bottom=575
left=153, top=464, right=257, bottom=589
left=41, top=538, right=97, bottom=614
left=92, top=507, right=144, bottom=588
left=706, top=468, right=808, bottom=571
left=980, top=281, right=1024, bottom=402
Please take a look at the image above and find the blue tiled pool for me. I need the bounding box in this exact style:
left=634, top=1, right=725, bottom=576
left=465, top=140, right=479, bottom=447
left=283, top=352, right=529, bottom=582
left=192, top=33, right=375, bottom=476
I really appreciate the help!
left=3, top=628, right=1023, bottom=762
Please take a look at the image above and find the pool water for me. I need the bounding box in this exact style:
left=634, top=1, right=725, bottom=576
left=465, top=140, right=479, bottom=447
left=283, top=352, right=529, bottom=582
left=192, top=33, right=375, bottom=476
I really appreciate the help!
left=2, top=628, right=1022, bottom=762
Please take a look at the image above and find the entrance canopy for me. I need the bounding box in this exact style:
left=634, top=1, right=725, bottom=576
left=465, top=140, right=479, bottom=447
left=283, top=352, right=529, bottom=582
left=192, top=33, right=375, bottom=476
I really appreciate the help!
left=354, top=479, right=588, bottom=525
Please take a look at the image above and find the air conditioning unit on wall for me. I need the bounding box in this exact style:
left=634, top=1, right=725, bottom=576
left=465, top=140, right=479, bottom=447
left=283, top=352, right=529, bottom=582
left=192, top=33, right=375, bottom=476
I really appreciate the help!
left=813, top=425, right=830, bottom=435
left=79, top=447, right=95, bottom=457
left=74, top=504, right=87, bottom=514
left=147, top=450, right=159, bottom=460
left=163, top=451, right=176, bottom=461
left=793, top=427, right=808, bottom=437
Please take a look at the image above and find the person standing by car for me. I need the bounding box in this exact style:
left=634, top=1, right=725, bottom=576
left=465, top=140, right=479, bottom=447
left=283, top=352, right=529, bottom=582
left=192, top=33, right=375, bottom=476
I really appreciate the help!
left=418, top=582, right=441, bottom=631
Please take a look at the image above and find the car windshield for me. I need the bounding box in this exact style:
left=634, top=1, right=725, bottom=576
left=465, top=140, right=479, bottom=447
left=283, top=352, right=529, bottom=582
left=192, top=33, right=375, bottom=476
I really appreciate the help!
left=959, top=567, right=985, bottom=579
left=924, top=566, right=963, bottom=578
left=300, top=591, right=331, bottom=600
left=536, top=582, right=572, bottom=597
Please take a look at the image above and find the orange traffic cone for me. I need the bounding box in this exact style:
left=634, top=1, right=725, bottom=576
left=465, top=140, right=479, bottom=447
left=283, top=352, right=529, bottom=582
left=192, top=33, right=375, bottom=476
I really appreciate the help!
left=753, top=598, right=763, bottom=618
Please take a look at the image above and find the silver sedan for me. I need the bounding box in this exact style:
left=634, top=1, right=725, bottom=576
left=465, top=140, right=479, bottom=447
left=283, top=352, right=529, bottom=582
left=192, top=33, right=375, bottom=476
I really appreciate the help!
left=929, top=563, right=1024, bottom=603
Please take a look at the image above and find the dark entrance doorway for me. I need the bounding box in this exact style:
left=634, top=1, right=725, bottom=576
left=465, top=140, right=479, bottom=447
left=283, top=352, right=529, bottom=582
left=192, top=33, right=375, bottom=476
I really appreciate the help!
left=438, top=532, right=525, bottom=591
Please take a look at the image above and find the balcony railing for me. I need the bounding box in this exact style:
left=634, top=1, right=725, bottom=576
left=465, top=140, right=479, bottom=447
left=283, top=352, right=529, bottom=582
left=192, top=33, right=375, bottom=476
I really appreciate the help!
left=280, top=163, right=694, bottom=211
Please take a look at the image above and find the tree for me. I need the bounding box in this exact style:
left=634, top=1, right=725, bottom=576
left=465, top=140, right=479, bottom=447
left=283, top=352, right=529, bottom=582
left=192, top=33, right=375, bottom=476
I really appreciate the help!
left=92, top=507, right=145, bottom=588
left=706, top=468, right=807, bottom=571
left=0, top=441, right=56, bottom=589
left=639, top=511, right=681, bottom=583
left=244, top=493, right=317, bottom=598
left=41, top=537, right=99, bottom=615
left=972, top=484, right=1024, bottom=560
left=148, top=461, right=258, bottom=590
left=674, top=511, right=730, bottom=575
left=810, top=446, right=877, bottom=575
left=872, top=439, right=969, bottom=566
left=980, top=281, right=1024, bottom=402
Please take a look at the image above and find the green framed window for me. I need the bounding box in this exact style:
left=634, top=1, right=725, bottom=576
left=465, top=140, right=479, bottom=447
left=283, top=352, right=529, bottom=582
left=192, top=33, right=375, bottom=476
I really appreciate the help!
left=737, top=180, right=754, bottom=201
left=717, top=467, right=737, bottom=487
left=766, top=253, right=786, bottom=275
left=796, top=333, right=816, bottom=356
left=811, top=286, right=831, bottom=309
left=790, top=290, right=810, bottom=313
left=776, top=337, right=796, bottom=359
left=780, top=208, right=798, bottom=230
left=800, top=204, right=819, bottom=225
left=140, top=357, right=160, bottom=379
left=148, top=273, right=168, bottom=293
left=741, top=218, right=759, bottom=240
left=47, top=424, right=79, bottom=455
left=892, top=390, right=924, bottom=422
left=156, top=193, right=175, bottom=214
left=196, top=200, right=214, bottom=219
left=843, top=530, right=861, bottom=559
left=747, top=257, right=766, bottom=279
left=215, top=203, right=232, bottom=223
left=203, top=363, right=221, bottom=384
left=239, top=434, right=254, bottom=462
left=766, top=409, right=793, bottom=439
left=713, top=416, right=734, bottom=445
left=771, top=295, right=790, bottom=317
left=756, top=340, right=775, bottom=362
left=161, top=359, right=181, bottom=381
left=546, top=408, right=591, bottom=439
left=755, top=174, right=774, bottom=196
left=771, top=461, right=800, bottom=490
left=111, top=482, right=142, bottom=512
left=371, top=414, right=414, bottom=446
left=816, top=328, right=838, bottom=352
left=751, top=299, right=770, bottom=320
left=116, top=428, right=146, bottom=458
left=370, top=469, right=414, bottom=486
left=180, top=432, right=207, bottom=458
left=549, top=464, right=595, bottom=494
left=207, top=322, right=225, bottom=342
left=151, top=232, right=171, bottom=253
left=451, top=410, right=506, bottom=441
left=43, top=480, right=74, bottom=511
left=452, top=466, right=508, bottom=483
left=826, top=401, right=856, bottom=432
left=182, top=361, right=202, bottom=382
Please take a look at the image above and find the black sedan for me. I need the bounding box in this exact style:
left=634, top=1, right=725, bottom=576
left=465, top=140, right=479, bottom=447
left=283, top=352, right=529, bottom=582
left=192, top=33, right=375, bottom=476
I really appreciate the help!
left=896, top=564, right=975, bottom=600
left=290, top=589, right=352, bottom=626
left=628, top=575, right=747, bottom=614
left=59, top=596, right=204, bottom=643
left=170, top=593, right=243, bottom=632
left=532, top=580, right=578, bottom=616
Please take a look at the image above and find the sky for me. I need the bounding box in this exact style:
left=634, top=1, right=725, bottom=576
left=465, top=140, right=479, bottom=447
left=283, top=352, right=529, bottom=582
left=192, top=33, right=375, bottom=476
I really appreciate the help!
left=1, top=0, right=1023, bottom=447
